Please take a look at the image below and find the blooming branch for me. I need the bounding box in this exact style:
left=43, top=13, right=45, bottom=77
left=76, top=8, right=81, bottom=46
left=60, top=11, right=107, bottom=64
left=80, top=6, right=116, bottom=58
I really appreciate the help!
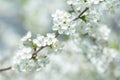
left=0, top=0, right=119, bottom=75
left=0, top=6, right=88, bottom=72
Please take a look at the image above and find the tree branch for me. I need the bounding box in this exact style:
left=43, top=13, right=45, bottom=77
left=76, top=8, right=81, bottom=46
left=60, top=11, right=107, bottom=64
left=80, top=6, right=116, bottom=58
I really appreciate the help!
left=0, top=66, right=11, bottom=72
left=73, top=7, right=89, bottom=21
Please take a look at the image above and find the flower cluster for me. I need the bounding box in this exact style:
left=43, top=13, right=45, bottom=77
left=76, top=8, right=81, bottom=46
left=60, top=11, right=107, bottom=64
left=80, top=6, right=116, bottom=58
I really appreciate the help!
left=33, top=33, right=58, bottom=47
left=12, top=32, right=58, bottom=72
left=13, top=47, right=49, bottom=72
left=52, top=10, right=76, bottom=35
left=67, top=0, right=120, bottom=73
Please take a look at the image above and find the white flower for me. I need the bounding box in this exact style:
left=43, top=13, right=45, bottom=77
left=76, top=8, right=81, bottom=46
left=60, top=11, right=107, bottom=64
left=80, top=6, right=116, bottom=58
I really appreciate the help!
left=96, top=60, right=106, bottom=73
left=14, top=47, right=32, bottom=60
left=88, top=0, right=103, bottom=4
left=18, top=59, right=36, bottom=72
left=52, top=41, right=63, bottom=52
left=21, top=31, right=32, bottom=42
left=45, top=33, right=58, bottom=45
left=35, top=50, right=49, bottom=71
left=33, top=35, right=46, bottom=47
left=67, top=0, right=73, bottom=5
left=52, top=10, right=76, bottom=35
left=37, top=55, right=49, bottom=68
left=98, top=25, right=111, bottom=40
left=12, top=46, right=36, bottom=72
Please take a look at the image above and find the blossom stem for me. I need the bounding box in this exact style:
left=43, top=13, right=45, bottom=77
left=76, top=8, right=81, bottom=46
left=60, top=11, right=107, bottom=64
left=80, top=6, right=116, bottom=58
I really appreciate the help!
left=73, top=7, right=89, bottom=21
left=0, top=66, right=12, bottom=72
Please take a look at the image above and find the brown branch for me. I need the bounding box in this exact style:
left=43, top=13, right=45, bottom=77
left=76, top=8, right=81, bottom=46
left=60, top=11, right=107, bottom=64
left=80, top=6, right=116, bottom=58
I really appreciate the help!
left=31, top=46, right=48, bottom=59
left=73, top=7, right=89, bottom=21
left=0, top=66, right=12, bottom=72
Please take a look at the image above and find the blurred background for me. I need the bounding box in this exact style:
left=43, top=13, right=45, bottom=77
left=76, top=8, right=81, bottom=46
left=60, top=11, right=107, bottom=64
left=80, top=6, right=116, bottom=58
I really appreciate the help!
left=0, top=0, right=120, bottom=80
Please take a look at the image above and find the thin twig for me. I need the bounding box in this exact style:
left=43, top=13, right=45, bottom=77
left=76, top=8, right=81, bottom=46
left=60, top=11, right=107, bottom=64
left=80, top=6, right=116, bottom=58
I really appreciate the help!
left=31, top=46, right=48, bottom=59
left=73, top=7, right=89, bottom=21
left=0, top=66, right=11, bottom=72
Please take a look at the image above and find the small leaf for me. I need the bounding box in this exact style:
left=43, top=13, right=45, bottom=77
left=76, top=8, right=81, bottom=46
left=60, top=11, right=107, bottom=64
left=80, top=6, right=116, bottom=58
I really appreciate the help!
left=32, top=43, right=37, bottom=49
left=49, top=45, right=53, bottom=48
left=81, top=15, right=87, bottom=22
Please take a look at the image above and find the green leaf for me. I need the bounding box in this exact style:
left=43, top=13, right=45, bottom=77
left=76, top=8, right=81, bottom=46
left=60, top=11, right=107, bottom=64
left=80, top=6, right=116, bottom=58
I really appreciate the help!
left=32, top=43, right=37, bottom=49
left=49, top=45, right=53, bottom=48
left=81, top=15, right=87, bottom=22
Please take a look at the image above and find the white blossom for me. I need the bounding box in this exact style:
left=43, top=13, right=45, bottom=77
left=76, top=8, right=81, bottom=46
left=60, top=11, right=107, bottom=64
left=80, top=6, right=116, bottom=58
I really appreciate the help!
left=17, top=59, right=36, bottom=72
left=21, top=31, right=32, bottom=42
left=87, top=0, right=104, bottom=4
left=33, top=35, right=46, bottom=47
left=45, top=33, right=58, bottom=45
left=98, top=25, right=111, bottom=40
left=37, top=53, right=49, bottom=69
left=12, top=47, right=34, bottom=71
left=52, top=10, right=76, bottom=35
